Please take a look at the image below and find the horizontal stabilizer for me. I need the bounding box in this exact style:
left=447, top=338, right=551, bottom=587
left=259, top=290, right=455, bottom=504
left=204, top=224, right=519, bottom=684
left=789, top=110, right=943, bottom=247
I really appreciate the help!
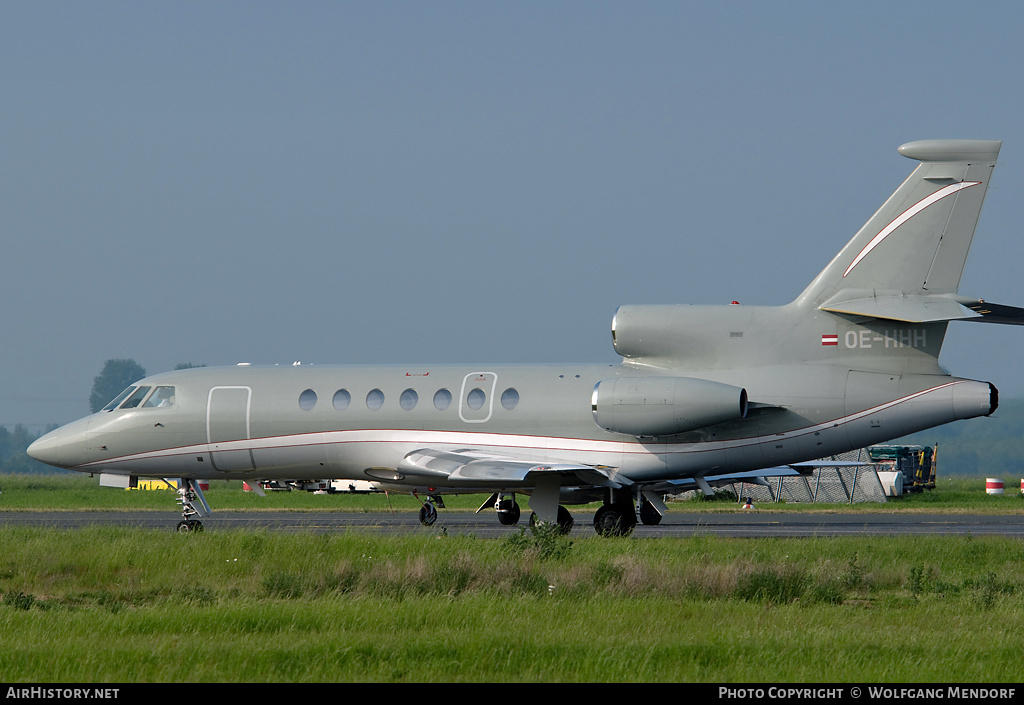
left=958, top=300, right=1024, bottom=326
left=821, top=292, right=977, bottom=322
left=822, top=291, right=1024, bottom=325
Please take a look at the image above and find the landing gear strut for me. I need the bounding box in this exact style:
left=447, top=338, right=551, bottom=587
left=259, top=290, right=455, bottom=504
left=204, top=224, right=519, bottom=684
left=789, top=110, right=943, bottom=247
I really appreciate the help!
left=174, top=478, right=211, bottom=533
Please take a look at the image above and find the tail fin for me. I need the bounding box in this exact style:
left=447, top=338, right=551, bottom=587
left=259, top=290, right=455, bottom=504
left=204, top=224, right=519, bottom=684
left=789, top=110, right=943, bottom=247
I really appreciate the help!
left=797, top=139, right=1001, bottom=316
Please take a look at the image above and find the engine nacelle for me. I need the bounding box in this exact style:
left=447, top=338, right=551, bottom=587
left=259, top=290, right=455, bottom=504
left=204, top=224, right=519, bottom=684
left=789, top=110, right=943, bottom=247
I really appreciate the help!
left=610, top=304, right=776, bottom=368
left=591, top=376, right=748, bottom=437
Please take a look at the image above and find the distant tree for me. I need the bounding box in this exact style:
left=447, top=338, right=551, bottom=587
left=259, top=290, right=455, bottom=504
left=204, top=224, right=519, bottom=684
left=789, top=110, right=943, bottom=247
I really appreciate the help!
left=0, top=423, right=61, bottom=474
left=174, top=363, right=206, bottom=370
left=89, top=359, right=146, bottom=413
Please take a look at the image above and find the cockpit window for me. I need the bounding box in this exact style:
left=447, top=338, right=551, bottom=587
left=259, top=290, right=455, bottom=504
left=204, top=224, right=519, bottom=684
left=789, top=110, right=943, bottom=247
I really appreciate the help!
left=142, top=386, right=176, bottom=408
left=102, top=387, right=137, bottom=412
left=120, top=386, right=152, bottom=409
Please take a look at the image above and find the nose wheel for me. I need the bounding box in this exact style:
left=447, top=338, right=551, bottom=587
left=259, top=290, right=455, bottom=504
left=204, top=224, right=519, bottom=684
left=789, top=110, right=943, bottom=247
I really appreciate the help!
left=173, top=478, right=211, bottom=532
left=176, top=519, right=205, bottom=533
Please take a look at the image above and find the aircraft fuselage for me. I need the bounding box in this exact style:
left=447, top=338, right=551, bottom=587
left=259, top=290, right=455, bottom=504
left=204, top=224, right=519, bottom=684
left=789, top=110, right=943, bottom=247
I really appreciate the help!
left=26, top=139, right=1013, bottom=534
left=29, top=358, right=993, bottom=494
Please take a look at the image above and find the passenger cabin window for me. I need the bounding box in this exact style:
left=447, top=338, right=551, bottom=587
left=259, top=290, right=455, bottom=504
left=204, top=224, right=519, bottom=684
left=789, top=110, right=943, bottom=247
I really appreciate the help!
left=366, top=388, right=385, bottom=410
left=333, top=389, right=351, bottom=410
left=102, top=386, right=137, bottom=411
left=120, top=386, right=152, bottom=409
left=142, top=386, right=176, bottom=408
left=501, top=388, right=520, bottom=410
left=299, top=389, right=317, bottom=411
left=467, top=388, right=486, bottom=410
left=433, top=388, right=452, bottom=411
left=400, top=389, right=418, bottom=410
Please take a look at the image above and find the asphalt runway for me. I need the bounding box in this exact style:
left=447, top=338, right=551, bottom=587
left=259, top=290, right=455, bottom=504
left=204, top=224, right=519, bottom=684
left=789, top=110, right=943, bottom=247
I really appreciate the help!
left=3, top=510, right=1024, bottom=538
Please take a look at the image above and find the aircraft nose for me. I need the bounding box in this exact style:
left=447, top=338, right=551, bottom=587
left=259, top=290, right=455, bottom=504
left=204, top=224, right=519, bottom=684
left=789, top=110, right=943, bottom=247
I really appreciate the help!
left=27, top=421, right=91, bottom=469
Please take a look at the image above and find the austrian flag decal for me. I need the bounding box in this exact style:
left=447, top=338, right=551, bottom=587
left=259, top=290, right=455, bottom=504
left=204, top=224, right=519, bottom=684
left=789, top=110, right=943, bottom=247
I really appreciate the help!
left=821, top=334, right=838, bottom=346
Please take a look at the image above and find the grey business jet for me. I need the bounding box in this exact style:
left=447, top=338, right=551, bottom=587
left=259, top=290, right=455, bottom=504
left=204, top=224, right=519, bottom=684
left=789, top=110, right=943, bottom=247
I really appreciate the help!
left=29, top=140, right=1022, bottom=535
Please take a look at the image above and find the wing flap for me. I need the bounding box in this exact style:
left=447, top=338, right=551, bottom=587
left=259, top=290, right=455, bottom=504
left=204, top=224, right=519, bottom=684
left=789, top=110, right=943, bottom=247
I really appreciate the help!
left=399, top=448, right=623, bottom=489
left=655, top=461, right=879, bottom=494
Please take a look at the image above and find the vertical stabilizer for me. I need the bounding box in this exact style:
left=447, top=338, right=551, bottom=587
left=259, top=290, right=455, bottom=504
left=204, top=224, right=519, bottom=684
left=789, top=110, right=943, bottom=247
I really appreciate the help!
left=797, top=140, right=1001, bottom=310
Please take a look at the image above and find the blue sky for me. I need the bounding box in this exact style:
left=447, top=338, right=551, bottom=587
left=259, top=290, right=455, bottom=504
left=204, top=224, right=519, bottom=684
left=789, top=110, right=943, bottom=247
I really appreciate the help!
left=3, top=1, right=1024, bottom=428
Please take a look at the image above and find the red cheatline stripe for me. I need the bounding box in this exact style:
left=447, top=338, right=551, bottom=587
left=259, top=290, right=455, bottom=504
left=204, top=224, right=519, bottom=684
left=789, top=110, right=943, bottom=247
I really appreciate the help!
left=843, top=181, right=980, bottom=278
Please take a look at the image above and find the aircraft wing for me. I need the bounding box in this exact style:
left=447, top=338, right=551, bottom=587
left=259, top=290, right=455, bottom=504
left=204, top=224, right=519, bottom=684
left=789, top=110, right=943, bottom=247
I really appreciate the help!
left=650, top=460, right=876, bottom=495
left=788, top=460, right=878, bottom=469
left=655, top=467, right=804, bottom=493
left=398, top=448, right=623, bottom=489
left=398, top=449, right=875, bottom=495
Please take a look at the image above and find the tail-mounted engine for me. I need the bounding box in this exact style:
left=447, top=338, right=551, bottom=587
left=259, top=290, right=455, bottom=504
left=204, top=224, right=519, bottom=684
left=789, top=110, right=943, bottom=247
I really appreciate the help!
left=591, top=376, right=748, bottom=437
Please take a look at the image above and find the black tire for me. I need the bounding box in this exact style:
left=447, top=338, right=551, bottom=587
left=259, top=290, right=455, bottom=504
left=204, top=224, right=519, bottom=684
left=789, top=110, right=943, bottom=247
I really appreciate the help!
left=640, top=498, right=662, bottom=525
left=497, top=502, right=521, bottom=526
left=556, top=505, right=574, bottom=535
left=593, top=505, right=634, bottom=537
left=418, top=503, right=438, bottom=526
left=528, top=506, right=573, bottom=535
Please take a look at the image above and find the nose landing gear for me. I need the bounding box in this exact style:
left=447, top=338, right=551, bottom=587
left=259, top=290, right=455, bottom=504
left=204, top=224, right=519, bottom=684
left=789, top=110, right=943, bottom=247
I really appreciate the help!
left=173, top=478, right=211, bottom=533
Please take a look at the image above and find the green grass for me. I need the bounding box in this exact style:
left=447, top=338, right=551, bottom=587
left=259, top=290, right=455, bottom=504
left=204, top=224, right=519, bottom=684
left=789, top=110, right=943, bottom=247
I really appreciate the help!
left=2, top=473, right=1024, bottom=514
left=2, top=526, right=1024, bottom=681
left=0, top=473, right=436, bottom=512
left=6, top=594, right=1024, bottom=681
left=2, top=473, right=1024, bottom=681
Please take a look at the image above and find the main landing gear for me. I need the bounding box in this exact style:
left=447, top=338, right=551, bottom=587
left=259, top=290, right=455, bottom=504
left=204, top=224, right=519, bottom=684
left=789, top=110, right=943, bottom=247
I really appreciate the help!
left=593, top=503, right=635, bottom=537
left=476, top=492, right=522, bottom=526
left=592, top=491, right=663, bottom=537
left=174, top=478, right=211, bottom=533
left=496, top=494, right=522, bottom=526
left=529, top=505, right=574, bottom=535
left=477, top=492, right=572, bottom=533
left=415, top=493, right=445, bottom=526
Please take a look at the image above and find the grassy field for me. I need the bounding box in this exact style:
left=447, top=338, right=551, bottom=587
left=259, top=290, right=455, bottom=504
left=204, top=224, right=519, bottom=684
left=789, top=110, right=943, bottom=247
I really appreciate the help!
left=1, top=473, right=1023, bottom=682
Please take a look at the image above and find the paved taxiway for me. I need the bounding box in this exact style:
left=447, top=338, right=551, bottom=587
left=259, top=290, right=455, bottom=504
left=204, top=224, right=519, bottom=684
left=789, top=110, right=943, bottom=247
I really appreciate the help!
left=3, top=511, right=1024, bottom=538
